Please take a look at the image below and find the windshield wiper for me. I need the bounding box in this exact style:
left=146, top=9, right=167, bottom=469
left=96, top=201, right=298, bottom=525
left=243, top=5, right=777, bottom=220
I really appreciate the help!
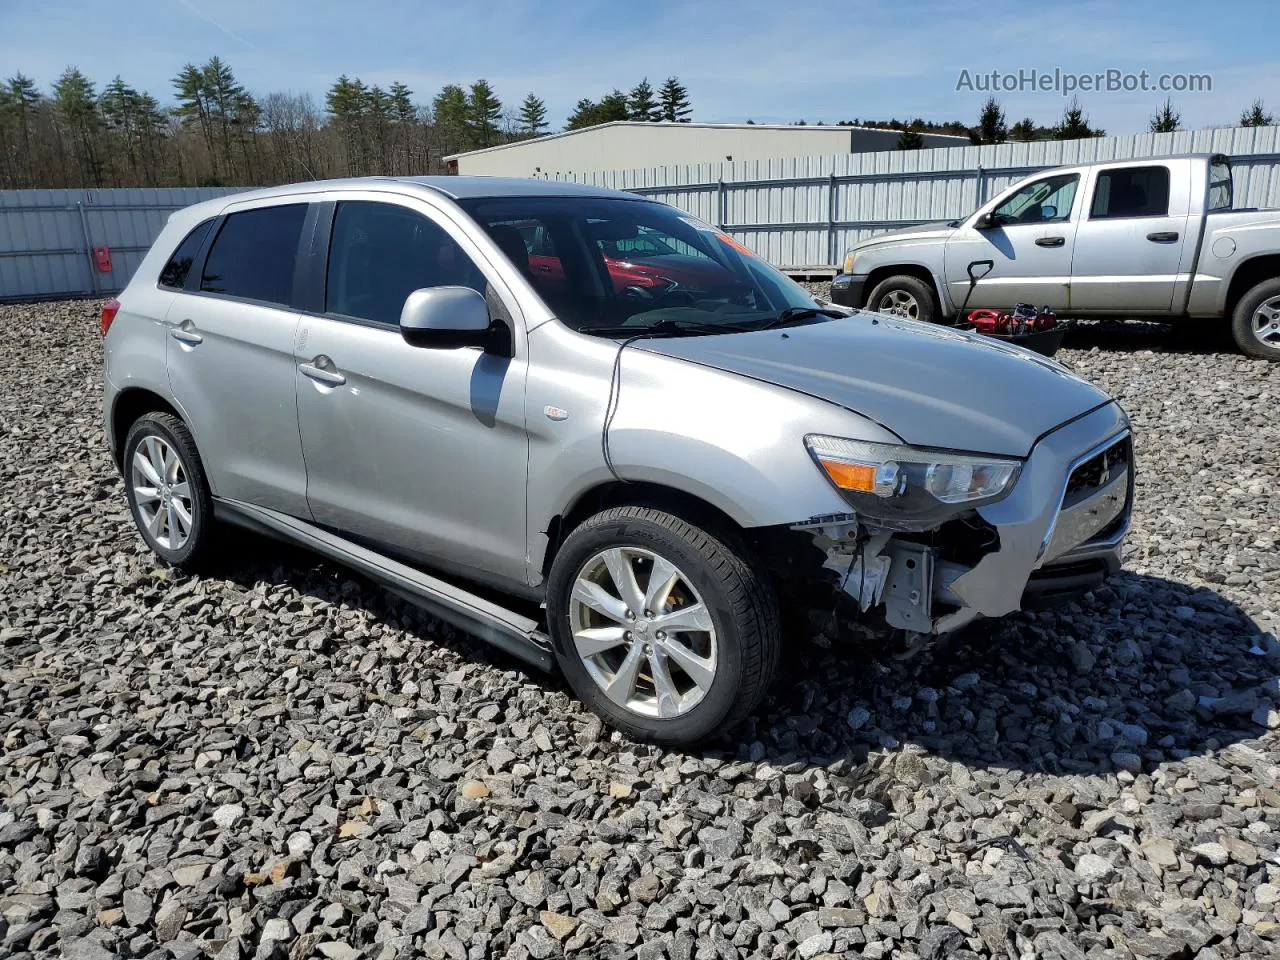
left=754, top=306, right=848, bottom=330
left=585, top=318, right=757, bottom=339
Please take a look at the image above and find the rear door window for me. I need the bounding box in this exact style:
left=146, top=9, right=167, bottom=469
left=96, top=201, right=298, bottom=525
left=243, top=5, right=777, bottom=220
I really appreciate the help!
left=200, top=204, right=309, bottom=306
left=325, top=201, right=486, bottom=326
left=159, top=220, right=214, bottom=290
left=1090, top=166, right=1171, bottom=219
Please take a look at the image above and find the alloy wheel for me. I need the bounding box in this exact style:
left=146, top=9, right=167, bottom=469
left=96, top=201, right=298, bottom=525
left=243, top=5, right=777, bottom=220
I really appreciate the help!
left=567, top=546, right=718, bottom=719
left=1251, top=295, right=1280, bottom=347
left=878, top=289, right=920, bottom=320
left=130, top=435, right=193, bottom=551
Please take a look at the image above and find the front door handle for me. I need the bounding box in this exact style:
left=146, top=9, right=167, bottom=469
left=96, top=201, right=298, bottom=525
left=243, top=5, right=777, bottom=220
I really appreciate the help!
left=1147, top=231, right=1179, bottom=243
left=1035, top=236, right=1066, bottom=248
left=299, top=359, right=346, bottom=387
left=169, top=323, right=203, bottom=346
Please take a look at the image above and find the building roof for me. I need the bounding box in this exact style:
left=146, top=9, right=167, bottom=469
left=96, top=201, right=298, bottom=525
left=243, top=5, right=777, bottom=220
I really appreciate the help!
left=443, top=120, right=968, bottom=162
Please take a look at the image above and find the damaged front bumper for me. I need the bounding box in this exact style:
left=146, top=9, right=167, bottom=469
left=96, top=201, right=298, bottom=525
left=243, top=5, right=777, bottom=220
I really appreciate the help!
left=792, top=403, right=1132, bottom=636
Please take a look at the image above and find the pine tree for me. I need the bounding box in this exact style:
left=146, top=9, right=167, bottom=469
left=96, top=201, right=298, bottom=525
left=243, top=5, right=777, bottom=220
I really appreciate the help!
left=597, top=89, right=629, bottom=123
left=53, top=67, right=105, bottom=186
left=628, top=78, right=658, bottom=121
left=1241, top=99, right=1275, bottom=127
left=433, top=84, right=470, bottom=152
left=1149, top=99, right=1180, bottom=133
left=387, top=82, right=418, bottom=173
left=1052, top=98, right=1102, bottom=139
left=173, top=63, right=218, bottom=178
left=327, top=74, right=369, bottom=175
left=1009, top=117, right=1038, bottom=141
left=519, top=93, right=547, bottom=136
left=970, top=96, right=1006, bottom=144
left=0, top=74, right=45, bottom=186
left=467, top=79, right=502, bottom=148
left=202, top=57, right=249, bottom=179
left=566, top=98, right=599, bottom=130
left=896, top=127, right=924, bottom=150
left=658, top=77, right=692, bottom=122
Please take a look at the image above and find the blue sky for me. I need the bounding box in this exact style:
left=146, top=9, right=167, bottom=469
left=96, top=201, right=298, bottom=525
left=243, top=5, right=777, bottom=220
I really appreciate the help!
left=2, top=0, right=1275, bottom=134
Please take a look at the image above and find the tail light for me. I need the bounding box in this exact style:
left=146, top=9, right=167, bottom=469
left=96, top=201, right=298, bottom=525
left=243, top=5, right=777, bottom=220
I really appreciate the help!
left=100, top=298, right=121, bottom=337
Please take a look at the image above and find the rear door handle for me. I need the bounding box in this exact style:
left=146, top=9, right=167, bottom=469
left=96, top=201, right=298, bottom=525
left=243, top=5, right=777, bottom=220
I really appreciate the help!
left=1147, top=231, right=1179, bottom=242
left=1035, top=236, right=1066, bottom=248
left=169, top=324, right=203, bottom=346
left=298, top=360, right=346, bottom=387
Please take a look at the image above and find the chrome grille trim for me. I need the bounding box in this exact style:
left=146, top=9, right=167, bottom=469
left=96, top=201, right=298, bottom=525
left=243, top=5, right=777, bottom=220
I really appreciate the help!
left=1037, top=430, right=1133, bottom=566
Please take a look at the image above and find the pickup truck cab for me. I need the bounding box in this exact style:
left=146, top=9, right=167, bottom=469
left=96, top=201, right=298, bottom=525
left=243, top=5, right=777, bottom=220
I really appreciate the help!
left=831, top=153, right=1280, bottom=360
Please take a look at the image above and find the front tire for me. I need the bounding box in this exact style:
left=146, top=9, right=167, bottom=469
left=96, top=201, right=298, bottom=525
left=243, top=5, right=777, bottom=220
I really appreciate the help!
left=122, top=412, right=219, bottom=570
left=866, top=274, right=939, bottom=324
left=546, top=506, right=780, bottom=745
left=1231, top=277, right=1280, bottom=361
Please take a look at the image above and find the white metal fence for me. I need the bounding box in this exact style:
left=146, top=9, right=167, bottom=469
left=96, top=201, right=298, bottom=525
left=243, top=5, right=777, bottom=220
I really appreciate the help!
left=2, top=125, right=1279, bottom=301
left=553, top=125, right=1280, bottom=269
left=0, top=187, right=245, bottom=301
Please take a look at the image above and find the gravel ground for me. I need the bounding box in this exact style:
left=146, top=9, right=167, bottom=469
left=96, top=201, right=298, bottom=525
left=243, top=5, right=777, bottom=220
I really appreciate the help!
left=2, top=298, right=1279, bottom=960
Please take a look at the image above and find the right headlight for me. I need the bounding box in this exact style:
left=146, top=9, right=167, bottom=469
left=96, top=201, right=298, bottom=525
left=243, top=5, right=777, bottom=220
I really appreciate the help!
left=805, top=435, right=1021, bottom=529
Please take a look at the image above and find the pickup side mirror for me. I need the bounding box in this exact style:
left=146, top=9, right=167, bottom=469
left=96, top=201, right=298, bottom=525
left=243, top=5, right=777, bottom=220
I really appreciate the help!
left=400, top=286, right=499, bottom=351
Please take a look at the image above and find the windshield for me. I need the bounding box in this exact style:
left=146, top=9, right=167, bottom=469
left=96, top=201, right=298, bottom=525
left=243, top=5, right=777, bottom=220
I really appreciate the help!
left=458, top=196, right=818, bottom=335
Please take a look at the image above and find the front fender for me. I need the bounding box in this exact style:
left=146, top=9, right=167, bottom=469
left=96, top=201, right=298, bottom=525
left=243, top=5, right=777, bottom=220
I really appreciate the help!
left=603, top=350, right=898, bottom=528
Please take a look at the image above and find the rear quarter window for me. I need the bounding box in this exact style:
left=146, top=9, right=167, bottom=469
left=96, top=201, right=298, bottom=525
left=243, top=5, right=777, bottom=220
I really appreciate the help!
left=158, top=220, right=214, bottom=289
left=200, top=204, right=309, bottom=307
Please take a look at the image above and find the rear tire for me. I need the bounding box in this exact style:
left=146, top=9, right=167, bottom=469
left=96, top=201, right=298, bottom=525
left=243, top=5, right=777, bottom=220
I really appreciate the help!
left=546, top=506, right=780, bottom=745
left=1231, top=277, right=1280, bottom=361
left=866, top=274, right=939, bottom=324
left=122, top=412, right=220, bottom=571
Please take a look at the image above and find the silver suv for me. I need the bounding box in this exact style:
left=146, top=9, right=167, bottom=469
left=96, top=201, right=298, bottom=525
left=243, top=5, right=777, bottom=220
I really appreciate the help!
left=102, top=177, right=1133, bottom=745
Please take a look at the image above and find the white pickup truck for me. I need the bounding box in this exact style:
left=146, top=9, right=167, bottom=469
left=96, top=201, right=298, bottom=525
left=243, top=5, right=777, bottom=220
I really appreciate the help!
left=830, top=153, right=1280, bottom=360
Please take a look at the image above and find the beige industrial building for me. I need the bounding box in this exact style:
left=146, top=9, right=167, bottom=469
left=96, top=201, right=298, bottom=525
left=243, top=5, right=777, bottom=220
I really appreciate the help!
left=444, top=121, right=968, bottom=177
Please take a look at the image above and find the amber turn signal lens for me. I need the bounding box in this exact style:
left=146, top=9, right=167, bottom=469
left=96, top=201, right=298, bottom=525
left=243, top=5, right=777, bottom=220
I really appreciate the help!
left=817, top=458, right=877, bottom=492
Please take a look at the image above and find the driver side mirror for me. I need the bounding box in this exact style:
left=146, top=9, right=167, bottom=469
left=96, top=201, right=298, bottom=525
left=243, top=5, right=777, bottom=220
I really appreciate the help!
left=400, top=286, right=504, bottom=352
left=974, top=212, right=995, bottom=230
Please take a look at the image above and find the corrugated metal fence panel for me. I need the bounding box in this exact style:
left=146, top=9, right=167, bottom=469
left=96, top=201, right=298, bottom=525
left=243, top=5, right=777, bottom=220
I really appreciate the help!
left=6, top=127, right=1280, bottom=297
left=0, top=186, right=245, bottom=301
left=560, top=124, right=1280, bottom=267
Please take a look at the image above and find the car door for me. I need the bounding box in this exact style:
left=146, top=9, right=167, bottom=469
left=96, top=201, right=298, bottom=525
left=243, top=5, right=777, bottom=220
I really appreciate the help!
left=1069, top=162, right=1193, bottom=313
left=294, top=194, right=530, bottom=589
left=943, top=171, right=1082, bottom=310
left=164, top=199, right=315, bottom=518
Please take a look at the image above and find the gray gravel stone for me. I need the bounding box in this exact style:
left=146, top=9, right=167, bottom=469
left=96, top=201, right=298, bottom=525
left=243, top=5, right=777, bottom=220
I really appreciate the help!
left=2, top=301, right=1279, bottom=960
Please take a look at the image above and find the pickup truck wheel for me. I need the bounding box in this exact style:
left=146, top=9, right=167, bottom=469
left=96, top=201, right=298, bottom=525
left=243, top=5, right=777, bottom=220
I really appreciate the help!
left=1232, top=278, right=1280, bottom=360
left=546, top=506, right=780, bottom=745
left=123, top=412, right=219, bottom=571
left=866, top=275, right=938, bottom=324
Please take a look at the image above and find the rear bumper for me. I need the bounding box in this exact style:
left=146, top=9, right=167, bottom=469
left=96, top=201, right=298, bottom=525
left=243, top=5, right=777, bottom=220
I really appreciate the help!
left=829, top=273, right=868, bottom=308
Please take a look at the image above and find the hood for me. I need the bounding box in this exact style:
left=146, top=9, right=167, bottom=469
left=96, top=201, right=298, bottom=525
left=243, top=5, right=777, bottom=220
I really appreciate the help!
left=638, top=314, right=1112, bottom=457
left=853, top=220, right=957, bottom=250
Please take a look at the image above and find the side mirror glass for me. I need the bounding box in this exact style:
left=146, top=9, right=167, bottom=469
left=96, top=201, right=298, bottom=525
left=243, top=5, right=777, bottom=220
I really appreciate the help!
left=1040, top=205, right=1057, bottom=221
left=399, top=286, right=494, bottom=350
